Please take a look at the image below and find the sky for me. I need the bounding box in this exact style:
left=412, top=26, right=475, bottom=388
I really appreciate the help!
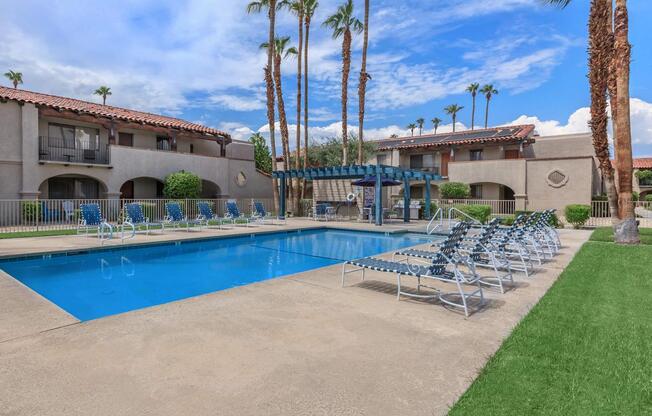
left=1, top=0, right=651, bottom=155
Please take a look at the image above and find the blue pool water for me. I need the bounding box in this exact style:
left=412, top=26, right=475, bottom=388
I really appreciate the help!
left=0, top=229, right=435, bottom=320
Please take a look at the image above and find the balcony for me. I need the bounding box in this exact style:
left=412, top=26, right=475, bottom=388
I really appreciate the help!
left=38, top=136, right=110, bottom=165
left=408, top=165, right=440, bottom=175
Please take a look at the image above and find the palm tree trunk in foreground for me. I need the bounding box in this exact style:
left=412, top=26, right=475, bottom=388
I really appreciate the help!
left=612, top=0, right=639, bottom=243
left=357, top=0, right=369, bottom=165
left=301, top=17, right=311, bottom=200
left=266, top=1, right=279, bottom=212
left=341, top=29, right=352, bottom=166
left=295, top=4, right=304, bottom=214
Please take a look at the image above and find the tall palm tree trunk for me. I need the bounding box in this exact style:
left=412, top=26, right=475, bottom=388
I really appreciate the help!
left=341, top=29, right=352, bottom=166
left=470, top=95, right=476, bottom=130
left=301, top=17, right=311, bottom=200
left=266, top=1, right=279, bottom=212
left=357, top=0, right=369, bottom=165
left=295, top=4, right=304, bottom=213
left=588, top=0, right=619, bottom=222
left=273, top=54, right=294, bottom=206
left=612, top=0, right=638, bottom=243
left=452, top=115, right=456, bottom=132
left=484, top=98, right=490, bottom=128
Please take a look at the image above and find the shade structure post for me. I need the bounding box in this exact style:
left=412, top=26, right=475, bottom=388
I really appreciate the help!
left=403, top=177, right=411, bottom=223
left=424, top=177, right=431, bottom=219
left=375, top=168, right=383, bottom=226
left=279, top=173, right=287, bottom=219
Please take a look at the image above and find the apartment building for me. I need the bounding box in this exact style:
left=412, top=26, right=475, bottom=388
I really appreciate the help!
left=0, top=86, right=272, bottom=200
left=373, top=125, right=603, bottom=211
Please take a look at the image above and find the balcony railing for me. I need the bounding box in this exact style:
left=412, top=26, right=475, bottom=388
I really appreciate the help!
left=408, top=165, right=440, bottom=175
left=38, top=136, right=110, bottom=165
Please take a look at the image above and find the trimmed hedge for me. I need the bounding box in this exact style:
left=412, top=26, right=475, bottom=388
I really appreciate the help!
left=455, top=204, right=492, bottom=224
left=565, top=204, right=591, bottom=229
left=645, top=195, right=652, bottom=202
left=21, top=201, right=41, bottom=222
left=163, top=171, right=201, bottom=199
left=440, top=182, right=470, bottom=199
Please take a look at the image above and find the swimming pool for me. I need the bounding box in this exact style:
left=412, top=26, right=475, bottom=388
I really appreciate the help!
left=0, top=229, right=436, bottom=320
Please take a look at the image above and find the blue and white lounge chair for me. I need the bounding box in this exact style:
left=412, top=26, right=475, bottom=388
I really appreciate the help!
left=225, top=200, right=252, bottom=227
left=196, top=201, right=231, bottom=229
left=78, top=203, right=113, bottom=240
left=341, top=222, right=485, bottom=317
left=313, top=203, right=336, bottom=221
left=121, top=202, right=164, bottom=240
left=164, top=201, right=203, bottom=231
left=253, top=201, right=285, bottom=225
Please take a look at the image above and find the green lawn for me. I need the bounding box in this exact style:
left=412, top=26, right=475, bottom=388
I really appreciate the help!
left=449, top=238, right=652, bottom=415
left=0, top=229, right=78, bottom=239
left=589, top=226, right=652, bottom=245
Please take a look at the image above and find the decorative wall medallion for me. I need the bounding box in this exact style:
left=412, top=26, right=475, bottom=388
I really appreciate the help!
left=546, top=169, right=569, bottom=188
left=235, top=171, right=247, bottom=187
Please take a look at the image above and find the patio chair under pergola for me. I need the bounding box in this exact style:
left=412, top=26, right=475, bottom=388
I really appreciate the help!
left=272, top=164, right=441, bottom=225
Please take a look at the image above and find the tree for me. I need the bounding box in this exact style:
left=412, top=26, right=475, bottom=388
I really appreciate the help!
left=307, top=135, right=376, bottom=167
left=4, top=70, right=23, bottom=89
left=301, top=0, right=319, bottom=198
left=407, top=123, right=416, bottom=136
left=431, top=117, right=442, bottom=134
left=260, top=36, right=298, bottom=208
left=480, top=84, right=498, bottom=128
left=444, top=104, right=464, bottom=132
left=416, top=118, right=425, bottom=135
left=543, top=0, right=639, bottom=243
left=323, top=0, right=363, bottom=165
left=249, top=133, right=273, bottom=174
left=163, top=171, right=201, bottom=199
left=94, top=86, right=112, bottom=105
left=466, top=82, right=480, bottom=130
left=247, top=0, right=280, bottom=211
left=357, top=0, right=370, bottom=165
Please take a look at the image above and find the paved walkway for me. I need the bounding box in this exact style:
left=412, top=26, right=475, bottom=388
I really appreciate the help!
left=0, top=223, right=591, bottom=415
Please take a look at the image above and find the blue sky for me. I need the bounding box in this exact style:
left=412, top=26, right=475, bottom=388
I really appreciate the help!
left=1, top=0, right=651, bottom=155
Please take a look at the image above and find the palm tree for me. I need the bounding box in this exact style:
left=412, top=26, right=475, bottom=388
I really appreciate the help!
left=261, top=36, right=298, bottom=208
left=323, top=0, right=363, bottom=166
left=416, top=118, right=425, bottom=135
left=466, top=83, right=480, bottom=130
left=94, top=86, right=112, bottom=105
left=444, top=104, right=464, bottom=132
left=431, top=117, right=442, bottom=134
left=4, top=70, right=23, bottom=89
left=407, top=123, right=417, bottom=137
left=247, top=0, right=280, bottom=211
left=543, top=0, right=638, bottom=243
left=357, top=0, right=370, bottom=165
left=480, top=84, right=498, bottom=128
left=301, top=0, right=318, bottom=199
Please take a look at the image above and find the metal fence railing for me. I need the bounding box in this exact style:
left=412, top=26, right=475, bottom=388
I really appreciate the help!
left=389, top=197, right=517, bottom=216
left=0, top=198, right=275, bottom=234
left=587, top=200, right=652, bottom=227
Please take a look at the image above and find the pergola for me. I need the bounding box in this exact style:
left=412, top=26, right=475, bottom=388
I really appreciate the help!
left=272, top=165, right=442, bottom=225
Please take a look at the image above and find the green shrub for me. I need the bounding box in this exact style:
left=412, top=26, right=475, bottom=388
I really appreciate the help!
left=564, top=204, right=591, bottom=229
left=632, top=192, right=639, bottom=202
left=500, top=215, right=515, bottom=226
left=163, top=171, right=201, bottom=199
left=645, top=195, right=652, bottom=202
left=455, top=204, right=492, bottom=224
left=440, top=182, right=470, bottom=199
left=21, top=201, right=41, bottom=222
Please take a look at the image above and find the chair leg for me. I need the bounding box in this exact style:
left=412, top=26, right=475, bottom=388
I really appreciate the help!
left=396, top=273, right=402, bottom=301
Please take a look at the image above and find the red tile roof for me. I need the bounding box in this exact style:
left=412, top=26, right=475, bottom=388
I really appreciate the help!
left=0, top=86, right=230, bottom=139
left=633, top=157, right=652, bottom=169
left=376, top=125, right=535, bottom=151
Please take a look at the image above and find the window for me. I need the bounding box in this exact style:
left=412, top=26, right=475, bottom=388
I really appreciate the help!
left=48, top=123, right=98, bottom=149
left=157, top=136, right=171, bottom=151
left=470, top=184, right=483, bottom=199
left=469, top=149, right=483, bottom=161
left=190, top=144, right=194, bottom=154
left=48, top=178, right=99, bottom=199
left=118, top=133, right=133, bottom=147
left=409, top=154, right=423, bottom=169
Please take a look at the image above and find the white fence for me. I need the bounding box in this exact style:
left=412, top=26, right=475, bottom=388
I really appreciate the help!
left=0, top=198, right=274, bottom=233
left=586, top=200, right=652, bottom=227
left=388, top=198, right=516, bottom=216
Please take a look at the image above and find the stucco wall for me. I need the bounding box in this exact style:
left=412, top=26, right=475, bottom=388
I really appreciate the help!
left=530, top=133, right=594, bottom=158
left=225, top=141, right=255, bottom=161
left=525, top=157, right=594, bottom=211
left=0, top=101, right=23, bottom=160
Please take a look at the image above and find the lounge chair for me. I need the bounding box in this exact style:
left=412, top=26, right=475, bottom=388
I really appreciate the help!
left=78, top=203, right=114, bottom=239
left=313, top=203, right=336, bottom=221
left=121, top=202, right=164, bottom=240
left=253, top=201, right=285, bottom=225
left=225, top=200, right=252, bottom=227
left=164, top=201, right=203, bottom=231
left=41, top=201, right=61, bottom=222
left=196, top=201, right=231, bottom=229
left=341, top=222, right=485, bottom=317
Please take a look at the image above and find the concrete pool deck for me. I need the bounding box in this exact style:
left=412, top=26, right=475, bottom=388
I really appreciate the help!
left=0, top=221, right=591, bottom=415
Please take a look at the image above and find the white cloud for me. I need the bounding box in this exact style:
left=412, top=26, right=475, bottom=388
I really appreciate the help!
left=209, top=94, right=265, bottom=112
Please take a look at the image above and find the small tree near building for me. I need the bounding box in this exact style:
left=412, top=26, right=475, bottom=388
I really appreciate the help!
left=440, top=182, right=470, bottom=199
left=249, top=133, right=273, bottom=174
left=163, top=171, right=201, bottom=199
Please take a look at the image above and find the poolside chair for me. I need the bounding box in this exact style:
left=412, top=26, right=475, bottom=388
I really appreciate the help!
left=40, top=201, right=61, bottom=222
left=121, top=202, right=164, bottom=240
left=252, top=201, right=285, bottom=225
left=164, top=201, right=204, bottom=231
left=196, top=201, right=232, bottom=229
left=225, top=200, right=252, bottom=227
left=313, top=203, right=336, bottom=221
left=78, top=203, right=113, bottom=240
left=342, top=222, right=485, bottom=317
left=62, top=200, right=75, bottom=222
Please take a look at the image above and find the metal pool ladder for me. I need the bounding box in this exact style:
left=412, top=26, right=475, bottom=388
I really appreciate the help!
left=426, top=207, right=443, bottom=235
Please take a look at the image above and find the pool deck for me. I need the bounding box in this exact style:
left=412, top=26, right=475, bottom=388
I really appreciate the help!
left=0, top=220, right=591, bottom=415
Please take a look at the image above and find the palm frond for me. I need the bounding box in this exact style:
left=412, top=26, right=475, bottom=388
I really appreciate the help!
left=540, top=0, right=572, bottom=8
